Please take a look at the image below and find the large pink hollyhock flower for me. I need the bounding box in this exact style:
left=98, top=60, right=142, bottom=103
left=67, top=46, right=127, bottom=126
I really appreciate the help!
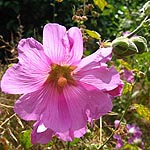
left=1, top=23, right=123, bottom=144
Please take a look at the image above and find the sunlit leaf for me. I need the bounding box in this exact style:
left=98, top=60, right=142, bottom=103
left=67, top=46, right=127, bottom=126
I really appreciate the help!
left=85, top=29, right=101, bottom=40
left=117, top=59, right=132, bottom=70
left=69, top=138, right=80, bottom=146
left=123, top=144, right=139, bottom=150
left=93, top=0, right=108, bottom=11
left=20, top=130, right=33, bottom=149
left=122, top=82, right=133, bottom=94
left=134, top=104, right=150, bottom=121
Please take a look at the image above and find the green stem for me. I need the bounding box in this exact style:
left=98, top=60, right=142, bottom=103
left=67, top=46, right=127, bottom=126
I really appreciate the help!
left=99, top=82, right=136, bottom=149
left=99, top=117, right=102, bottom=145
left=98, top=101, right=130, bottom=149
left=67, top=141, right=70, bottom=150
left=83, top=0, right=86, bottom=16
left=126, top=16, right=149, bottom=38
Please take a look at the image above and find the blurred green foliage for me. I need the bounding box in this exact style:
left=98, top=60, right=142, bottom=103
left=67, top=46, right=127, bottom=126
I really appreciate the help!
left=0, top=0, right=148, bottom=40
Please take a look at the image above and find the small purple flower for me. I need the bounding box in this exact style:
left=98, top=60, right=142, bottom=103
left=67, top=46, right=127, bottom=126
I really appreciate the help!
left=127, top=124, right=142, bottom=138
left=113, top=121, right=144, bottom=149
left=122, top=31, right=131, bottom=36
left=113, top=134, right=124, bottom=149
left=114, top=120, right=120, bottom=128
left=123, top=69, right=134, bottom=83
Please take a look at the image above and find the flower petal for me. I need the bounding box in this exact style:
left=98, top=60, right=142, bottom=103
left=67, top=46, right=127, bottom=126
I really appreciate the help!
left=17, top=38, right=50, bottom=67
left=31, top=121, right=87, bottom=144
left=14, top=83, right=71, bottom=133
left=75, top=65, right=123, bottom=95
left=75, top=47, right=112, bottom=72
left=107, top=83, right=123, bottom=97
left=1, top=38, right=50, bottom=94
left=63, top=84, right=88, bottom=131
left=66, top=27, right=83, bottom=65
left=40, top=84, right=72, bottom=132
left=31, top=121, right=54, bottom=145
left=57, top=127, right=87, bottom=141
left=43, top=23, right=66, bottom=64
left=14, top=86, right=49, bottom=120
left=63, top=84, right=112, bottom=129
left=84, top=89, right=113, bottom=121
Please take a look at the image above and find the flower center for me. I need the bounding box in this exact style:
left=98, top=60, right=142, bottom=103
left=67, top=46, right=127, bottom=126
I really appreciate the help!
left=47, top=64, right=76, bottom=88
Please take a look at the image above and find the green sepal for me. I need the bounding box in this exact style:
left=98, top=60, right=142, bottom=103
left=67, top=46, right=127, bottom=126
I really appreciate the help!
left=112, top=37, right=138, bottom=57
left=131, top=36, right=147, bottom=54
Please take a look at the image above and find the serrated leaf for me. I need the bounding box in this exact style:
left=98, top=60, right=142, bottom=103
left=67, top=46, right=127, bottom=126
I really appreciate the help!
left=85, top=29, right=101, bottom=40
left=20, top=130, right=33, bottom=149
left=93, top=0, right=108, bottom=11
left=134, top=104, right=150, bottom=121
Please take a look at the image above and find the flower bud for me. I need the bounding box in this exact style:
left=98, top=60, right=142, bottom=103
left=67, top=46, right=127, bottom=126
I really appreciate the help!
left=112, top=37, right=138, bottom=57
left=131, top=36, right=147, bottom=54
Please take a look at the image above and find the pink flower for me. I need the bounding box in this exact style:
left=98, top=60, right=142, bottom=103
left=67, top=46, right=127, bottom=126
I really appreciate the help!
left=1, top=23, right=123, bottom=144
left=113, top=134, right=124, bottom=149
left=123, top=69, right=134, bottom=83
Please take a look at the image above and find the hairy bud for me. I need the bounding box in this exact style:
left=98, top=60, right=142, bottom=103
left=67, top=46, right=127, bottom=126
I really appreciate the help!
left=112, top=37, right=138, bottom=57
left=131, top=36, right=147, bottom=54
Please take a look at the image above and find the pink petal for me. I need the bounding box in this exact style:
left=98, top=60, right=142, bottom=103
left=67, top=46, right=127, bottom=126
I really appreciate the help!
left=75, top=47, right=112, bottom=72
left=63, top=84, right=88, bottom=131
left=14, top=83, right=71, bottom=133
left=75, top=66, right=123, bottom=94
left=18, top=38, right=50, bottom=66
left=1, top=38, right=50, bottom=94
left=57, top=127, right=87, bottom=141
left=123, top=69, right=134, bottom=83
left=43, top=23, right=66, bottom=64
left=43, top=24, right=83, bottom=65
left=63, top=84, right=112, bottom=129
left=31, top=121, right=87, bottom=144
left=31, top=121, right=54, bottom=145
left=107, top=83, right=123, bottom=97
left=66, top=27, right=83, bottom=65
left=14, top=86, right=49, bottom=120
left=85, top=89, right=112, bottom=121
left=40, top=84, right=72, bottom=132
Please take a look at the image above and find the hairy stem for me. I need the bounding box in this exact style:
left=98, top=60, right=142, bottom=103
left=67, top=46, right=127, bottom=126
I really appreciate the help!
left=126, top=16, right=149, bottom=38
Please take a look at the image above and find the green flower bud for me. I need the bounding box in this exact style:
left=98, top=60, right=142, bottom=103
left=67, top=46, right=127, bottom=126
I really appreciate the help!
left=143, top=1, right=150, bottom=16
left=112, top=37, right=138, bottom=57
left=131, top=36, right=147, bottom=54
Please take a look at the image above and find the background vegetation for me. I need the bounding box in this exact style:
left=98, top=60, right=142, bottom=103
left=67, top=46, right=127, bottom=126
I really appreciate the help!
left=0, top=0, right=150, bottom=149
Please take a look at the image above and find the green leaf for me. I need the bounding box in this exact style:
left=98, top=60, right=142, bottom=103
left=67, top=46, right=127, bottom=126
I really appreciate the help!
left=134, top=104, right=150, bottom=121
left=69, top=138, right=80, bottom=146
left=117, top=59, right=132, bottom=70
left=20, top=130, right=33, bottom=149
left=93, top=0, right=108, bottom=11
left=122, top=82, right=133, bottom=94
left=123, top=144, right=139, bottom=150
left=85, top=29, right=101, bottom=40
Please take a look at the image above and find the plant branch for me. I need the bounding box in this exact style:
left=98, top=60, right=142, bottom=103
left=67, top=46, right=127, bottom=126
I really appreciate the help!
left=99, top=102, right=130, bottom=149
left=126, top=16, right=149, bottom=38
